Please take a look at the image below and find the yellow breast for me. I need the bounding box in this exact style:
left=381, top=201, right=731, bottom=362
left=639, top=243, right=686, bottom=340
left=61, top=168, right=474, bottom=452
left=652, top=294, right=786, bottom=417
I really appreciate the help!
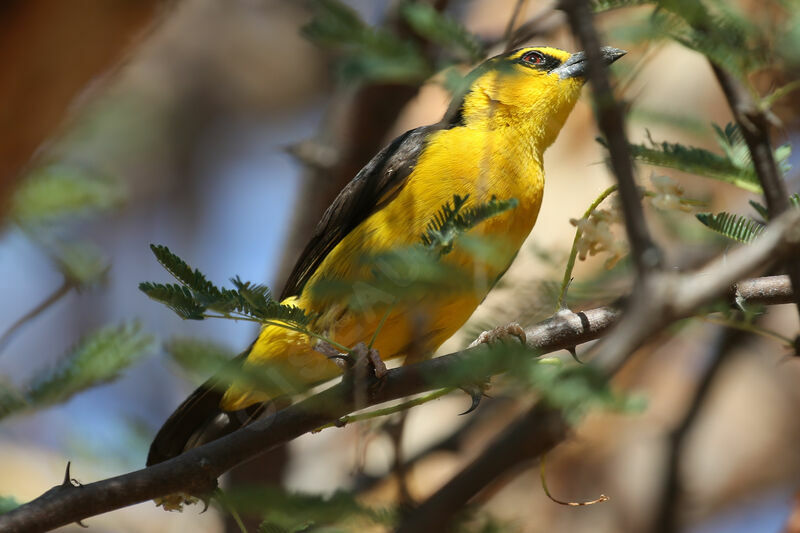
left=288, top=123, right=544, bottom=361
left=302, top=123, right=544, bottom=309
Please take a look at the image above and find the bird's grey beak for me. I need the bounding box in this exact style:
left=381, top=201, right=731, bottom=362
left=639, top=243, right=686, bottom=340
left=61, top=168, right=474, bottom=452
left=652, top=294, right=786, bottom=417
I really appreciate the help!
left=553, top=47, right=626, bottom=80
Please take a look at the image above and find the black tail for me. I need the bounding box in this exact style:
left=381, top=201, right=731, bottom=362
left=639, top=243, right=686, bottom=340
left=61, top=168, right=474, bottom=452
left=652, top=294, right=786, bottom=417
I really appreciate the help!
left=147, top=353, right=263, bottom=467
left=146, top=382, right=258, bottom=466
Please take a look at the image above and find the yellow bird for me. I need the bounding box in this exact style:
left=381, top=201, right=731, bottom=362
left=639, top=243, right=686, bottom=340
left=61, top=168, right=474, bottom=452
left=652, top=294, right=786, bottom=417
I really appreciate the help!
left=147, top=45, right=625, bottom=466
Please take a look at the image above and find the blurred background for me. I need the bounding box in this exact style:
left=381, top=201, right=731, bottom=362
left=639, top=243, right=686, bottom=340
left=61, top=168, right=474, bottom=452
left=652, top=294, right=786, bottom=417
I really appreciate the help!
left=2, top=0, right=800, bottom=531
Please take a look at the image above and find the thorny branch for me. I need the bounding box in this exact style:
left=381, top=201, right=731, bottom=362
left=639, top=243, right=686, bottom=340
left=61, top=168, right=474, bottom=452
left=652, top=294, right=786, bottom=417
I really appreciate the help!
left=2, top=207, right=799, bottom=533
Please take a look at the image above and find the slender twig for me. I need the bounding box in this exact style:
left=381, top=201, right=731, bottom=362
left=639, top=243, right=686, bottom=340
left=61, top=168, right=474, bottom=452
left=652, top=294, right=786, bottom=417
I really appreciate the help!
left=0, top=279, right=72, bottom=355
left=396, top=403, right=569, bottom=533
left=352, top=398, right=506, bottom=493
left=314, top=388, right=453, bottom=431
left=560, top=0, right=662, bottom=277
left=503, top=0, right=530, bottom=50
left=699, top=314, right=794, bottom=348
left=760, top=79, right=800, bottom=111
left=556, top=184, right=618, bottom=311
left=540, top=453, right=608, bottom=506
left=653, top=326, right=744, bottom=533
left=499, top=3, right=563, bottom=50
left=386, top=412, right=413, bottom=507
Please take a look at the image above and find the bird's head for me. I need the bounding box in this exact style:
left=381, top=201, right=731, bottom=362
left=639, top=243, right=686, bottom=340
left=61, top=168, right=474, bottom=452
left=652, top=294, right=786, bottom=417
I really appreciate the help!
left=448, top=46, right=625, bottom=151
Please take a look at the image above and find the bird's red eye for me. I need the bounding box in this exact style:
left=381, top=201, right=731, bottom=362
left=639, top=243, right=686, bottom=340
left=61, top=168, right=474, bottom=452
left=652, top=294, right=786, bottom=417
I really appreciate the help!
left=523, top=51, right=545, bottom=65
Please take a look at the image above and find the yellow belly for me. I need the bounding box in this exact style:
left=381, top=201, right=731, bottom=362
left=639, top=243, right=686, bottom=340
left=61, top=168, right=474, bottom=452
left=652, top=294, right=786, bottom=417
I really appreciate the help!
left=221, top=126, right=544, bottom=411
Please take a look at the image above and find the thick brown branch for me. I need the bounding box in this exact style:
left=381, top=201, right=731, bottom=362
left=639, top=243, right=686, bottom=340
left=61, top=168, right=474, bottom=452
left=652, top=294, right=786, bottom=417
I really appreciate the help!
left=559, top=0, right=661, bottom=275
left=2, top=214, right=799, bottom=532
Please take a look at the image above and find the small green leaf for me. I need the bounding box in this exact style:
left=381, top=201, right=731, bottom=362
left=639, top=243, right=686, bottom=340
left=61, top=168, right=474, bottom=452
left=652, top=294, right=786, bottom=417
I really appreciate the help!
left=141, top=247, right=310, bottom=325
left=695, top=212, right=765, bottom=243
left=50, top=241, right=110, bottom=286
left=218, top=486, right=395, bottom=532
left=712, top=123, right=751, bottom=169
left=590, top=0, right=654, bottom=13
left=302, top=0, right=429, bottom=84
left=421, top=194, right=518, bottom=255
left=312, top=246, right=472, bottom=312
left=521, top=359, right=644, bottom=423
left=139, top=282, right=206, bottom=320
left=613, top=130, right=763, bottom=193
left=0, top=380, right=28, bottom=420
left=0, top=495, right=20, bottom=515
left=149, top=245, right=218, bottom=297
left=11, top=165, right=126, bottom=224
left=21, top=323, right=153, bottom=414
left=748, top=200, right=769, bottom=221
left=400, top=2, right=484, bottom=62
left=167, top=338, right=309, bottom=401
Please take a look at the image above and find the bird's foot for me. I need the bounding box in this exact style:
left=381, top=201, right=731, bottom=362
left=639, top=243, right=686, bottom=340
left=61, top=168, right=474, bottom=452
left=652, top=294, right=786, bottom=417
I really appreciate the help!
left=351, top=342, right=388, bottom=379
left=462, top=322, right=525, bottom=413
left=468, top=322, right=527, bottom=349
left=314, top=341, right=352, bottom=369
left=316, top=341, right=388, bottom=379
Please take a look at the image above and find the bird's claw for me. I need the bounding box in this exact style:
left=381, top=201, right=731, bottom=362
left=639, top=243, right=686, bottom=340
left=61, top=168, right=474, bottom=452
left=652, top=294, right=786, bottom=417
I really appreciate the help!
left=318, top=341, right=388, bottom=381
left=459, top=381, right=491, bottom=415
left=468, top=322, right=527, bottom=348
left=349, top=342, right=387, bottom=379
left=314, top=341, right=352, bottom=369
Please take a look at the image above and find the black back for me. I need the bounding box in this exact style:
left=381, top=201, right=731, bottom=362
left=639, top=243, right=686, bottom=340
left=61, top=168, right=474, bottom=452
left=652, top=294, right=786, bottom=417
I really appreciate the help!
left=280, top=124, right=443, bottom=299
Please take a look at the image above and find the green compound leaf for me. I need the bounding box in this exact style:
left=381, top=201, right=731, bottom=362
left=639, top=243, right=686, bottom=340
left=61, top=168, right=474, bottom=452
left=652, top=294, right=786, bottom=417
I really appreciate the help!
left=149, top=244, right=218, bottom=297
left=139, top=282, right=207, bottom=320
left=16, top=323, right=153, bottom=416
left=141, top=246, right=310, bottom=326
left=302, top=0, right=429, bottom=84
left=400, top=2, right=484, bottom=62
left=421, top=194, right=518, bottom=256
left=695, top=212, right=765, bottom=243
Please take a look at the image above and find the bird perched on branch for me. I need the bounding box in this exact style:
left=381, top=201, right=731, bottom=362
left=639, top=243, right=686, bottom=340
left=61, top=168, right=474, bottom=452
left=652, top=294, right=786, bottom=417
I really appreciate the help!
left=147, top=46, right=625, bottom=475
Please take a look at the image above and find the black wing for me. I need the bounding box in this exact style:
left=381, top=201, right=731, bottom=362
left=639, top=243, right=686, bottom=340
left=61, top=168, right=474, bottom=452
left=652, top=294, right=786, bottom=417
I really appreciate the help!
left=280, top=124, right=443, bottom=299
